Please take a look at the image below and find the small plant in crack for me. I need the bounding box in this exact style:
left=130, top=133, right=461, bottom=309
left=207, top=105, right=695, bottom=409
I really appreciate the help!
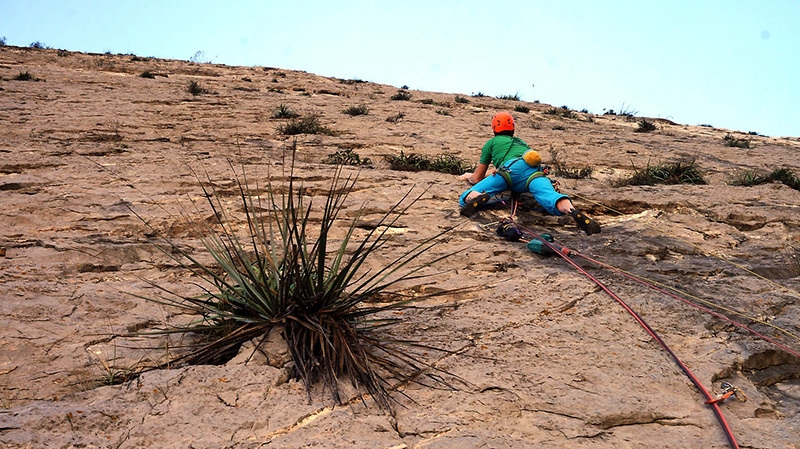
left=497, top=93, right=520, bottom=101
left=549, top=147, right=593, bottom=179
left=724, top=133, right=751, bottom=148
left=322, top=149, right=372, bottom=166
left=614, top=159, right=707, bottom=186
left=514, top=105, right=530, bottom=113
left=390, top=90, right=411, bottom=101
left=13, top=71, right=40, bottom=81
left=187, top=80, right=209, bottom=96
left=342, top=104, right=369, bottom=116
left=276, top=115, right=337, bottom=135
left=635, top=119, right=657, bottom=133
left=272, top=103, right=299, bottom=119
left=385, top=151, right=475, bottom=175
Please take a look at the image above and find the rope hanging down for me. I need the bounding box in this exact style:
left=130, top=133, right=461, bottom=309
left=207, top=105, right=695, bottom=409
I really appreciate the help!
left=491, top=206, right=742, bottom=448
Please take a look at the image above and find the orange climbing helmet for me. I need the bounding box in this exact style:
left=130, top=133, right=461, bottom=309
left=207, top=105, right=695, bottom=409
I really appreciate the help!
left=491, top=112, right=515, bottom=133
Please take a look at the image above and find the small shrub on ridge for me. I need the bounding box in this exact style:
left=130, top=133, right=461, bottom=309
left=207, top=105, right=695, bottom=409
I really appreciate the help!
left=187, top=80, right=209, bottom=96
left=13, top=71, right=37, bottom=81
left=386, top=151, right=475, bottom=175
left=390, top=90, right=411, bottom=101
left=731, top=167, right=799, bottom=191
left=550, top=148, right=593, bottom=179
left=322, top=149, right=372, bottom=166
left=724, top=134, right=751, bottom=148
left=615, top=160, right=707, bottom=186
left=277, top=115, right=336, bottom=136
left=273, top=103, right=299, bottom=119
left=635, top=119, right=657, bottom=133
left=342, top=104, right=369, bottom=116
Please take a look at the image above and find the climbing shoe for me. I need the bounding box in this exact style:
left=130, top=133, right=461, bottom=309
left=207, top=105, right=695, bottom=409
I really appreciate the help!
left=570, top=209, right=601, bottom=235
left=460, top=193, right=491, bottom=217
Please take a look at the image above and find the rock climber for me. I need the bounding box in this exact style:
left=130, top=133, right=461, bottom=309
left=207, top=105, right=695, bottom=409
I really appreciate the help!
left=457, top=111, right=601, bottom=235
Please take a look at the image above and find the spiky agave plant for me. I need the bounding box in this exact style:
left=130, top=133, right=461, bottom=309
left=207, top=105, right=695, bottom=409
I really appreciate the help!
left=136, top=154, right=456, bottom=411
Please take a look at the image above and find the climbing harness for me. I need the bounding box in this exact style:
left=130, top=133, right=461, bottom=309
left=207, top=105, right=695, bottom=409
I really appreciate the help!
left=496, top=160, right=555, bottom=193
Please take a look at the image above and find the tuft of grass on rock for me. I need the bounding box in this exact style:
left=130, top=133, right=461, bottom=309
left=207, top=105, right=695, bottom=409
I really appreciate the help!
left=544, top=106, right=577, bottom=119
left=386, top=151, right=475, bottom=175
left=139, top=71, right=156, bottom=79
left=386, top=112, right=405, bottom=123
left=339, top=78, right=366, bottom=85
left=129, top=147, right=457, bottom=411
left=322, top=149, right=372, bottom=166
left=514, top=105, right=530, bottom=113
left=454, top=95, right=469, bottom=104
left=728, top=167, right=800, bottom=190
left=497, top=93, right=520, bottom=101
left=277, top=115, right=336, bottom=136
left=390, top=90, right=411, bottom=101
left=635, top=119, right=657, bottom=133
left=272, top=103, right=299, bottom=119
left=615, top=159, right=707, bottom=186
left=723, top=134, right=751, bottom=148
left=187, top=80, right=209, bottom=96
left=342, top=104, right=369, bottom=116
left=604, top=104, right=638, bottom=119
left=13, top=71, right=38, bottom=81
left=767, top=168, right=800, bottom=191
left=549, top=147, right=593, bottom=179
left=731, top=170, right=768, bottom=187
left=788, top=247, right=800, bottom=278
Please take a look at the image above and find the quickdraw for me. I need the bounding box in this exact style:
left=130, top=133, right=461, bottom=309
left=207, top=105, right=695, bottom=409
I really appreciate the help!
left=706, top=382, right=748, bottom=405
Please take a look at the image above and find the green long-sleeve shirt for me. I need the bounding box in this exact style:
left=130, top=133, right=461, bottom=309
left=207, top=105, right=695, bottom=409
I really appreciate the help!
left=479, top=134, right=531, bottom=167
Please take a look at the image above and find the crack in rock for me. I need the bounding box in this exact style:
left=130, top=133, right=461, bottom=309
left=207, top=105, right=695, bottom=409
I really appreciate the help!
left=592, top=412, right=689, bottom=429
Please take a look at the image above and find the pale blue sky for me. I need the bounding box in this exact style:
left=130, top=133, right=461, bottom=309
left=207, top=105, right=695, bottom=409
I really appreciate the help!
left=2, top=1, right=798, bottom=137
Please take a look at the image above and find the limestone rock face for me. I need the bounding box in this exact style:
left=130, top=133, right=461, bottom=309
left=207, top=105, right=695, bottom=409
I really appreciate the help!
left=1, top=46, right=799, bottom=448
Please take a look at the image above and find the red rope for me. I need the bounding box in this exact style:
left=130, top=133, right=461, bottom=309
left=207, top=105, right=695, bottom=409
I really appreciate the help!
left=517, top=224, right=740, bottom=448
left=572, top=251, right=800, bottom=359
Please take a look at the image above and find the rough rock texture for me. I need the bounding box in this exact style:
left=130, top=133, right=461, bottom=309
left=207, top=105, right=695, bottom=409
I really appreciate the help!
left=1, top=47, right=799, bottom=448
